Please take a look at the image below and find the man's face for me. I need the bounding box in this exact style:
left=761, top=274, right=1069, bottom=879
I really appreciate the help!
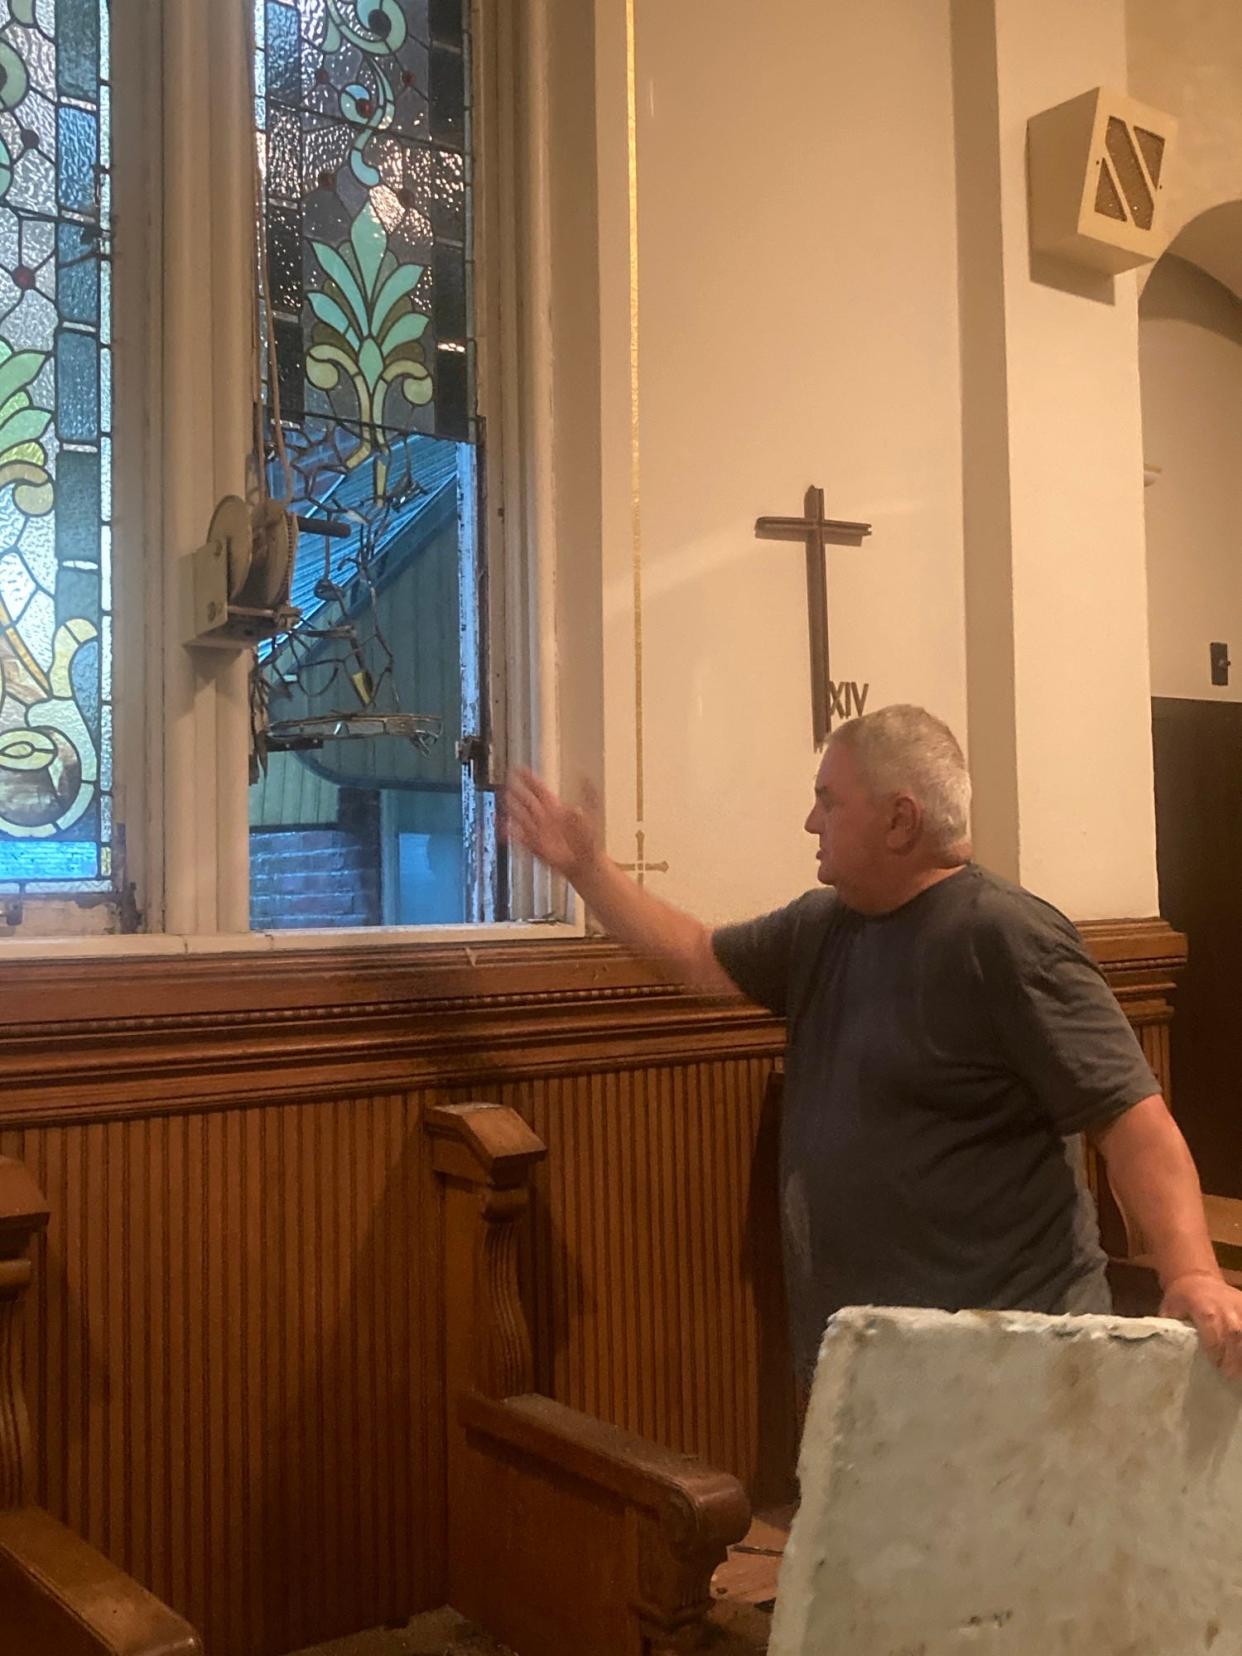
left=803, top=741, right=890, bottom=903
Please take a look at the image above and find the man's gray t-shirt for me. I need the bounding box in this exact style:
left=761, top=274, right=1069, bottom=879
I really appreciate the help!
left=712, top=864, right=1158, bottom=1381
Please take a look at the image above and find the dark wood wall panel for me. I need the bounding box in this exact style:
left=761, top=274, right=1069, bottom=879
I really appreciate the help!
left=520, top=1059, right=776, bottom=1481
left=0, top=925, right=1183, bottom=1656
left=1, top=1095, right=446, bottom=1656
left=1152, top=697, right=1242, bottom=1195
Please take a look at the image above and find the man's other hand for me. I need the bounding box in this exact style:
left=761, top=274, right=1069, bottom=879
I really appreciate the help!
left=503, top=767, right=602, bottom=884
left=1161, top=1272, right=1242, bottom=1379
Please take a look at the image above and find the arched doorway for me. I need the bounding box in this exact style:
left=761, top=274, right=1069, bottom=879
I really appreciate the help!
left=1141, top=201, right=1242, bottom=1198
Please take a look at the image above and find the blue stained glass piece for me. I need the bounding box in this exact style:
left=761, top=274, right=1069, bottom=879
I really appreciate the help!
left=265, top=2, right=300, bottom=105
left=435, top=343, right=467, bottom=440
left=57, top=563, right=99, bottom=628
left=428, top=44, right=464, bottom=149
left=54, top=449, right=100, bottom=568
left=56, top=329, right=99, bottom=441
left=429, top=0, right=464, bottom=49
left=70, top=635, right=99, bottom=725
left=57, top=105, right=97, bottom=212
left=433, top=242, right=466, bottom=343
left=58, top=0, right=100, bottom=100
left=58, top=222, right=99, bottom=323
left=0, top=841, right=98, bottom=879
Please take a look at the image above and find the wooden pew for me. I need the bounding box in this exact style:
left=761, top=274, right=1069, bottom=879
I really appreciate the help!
left=0, top=1157, right=202, bottom=1656
left=427, top=1103, right=751, bottom=1656
left=1108, top=1191, right=1242, bottom=1316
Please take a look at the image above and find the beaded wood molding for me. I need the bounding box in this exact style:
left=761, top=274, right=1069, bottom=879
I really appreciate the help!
left=0, top=918, right=1185, bottom=1126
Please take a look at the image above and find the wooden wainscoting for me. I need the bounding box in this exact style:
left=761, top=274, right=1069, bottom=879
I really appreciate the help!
left=0, top=918, right=1183, bottom=1656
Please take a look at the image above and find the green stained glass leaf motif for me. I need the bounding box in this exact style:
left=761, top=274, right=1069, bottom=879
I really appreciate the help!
left=0, top=0, right=112, bottom=888
left=257, top=0, right=473, bottom=452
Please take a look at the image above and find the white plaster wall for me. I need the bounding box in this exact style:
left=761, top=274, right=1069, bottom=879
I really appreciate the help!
left=1127, top=0, right=1242, bottom=252
left=595, top=0, right=965, bottom=926
left=1141, top=257, right=1242, bottom=702
left=989, top=0, right=1158, bottom=919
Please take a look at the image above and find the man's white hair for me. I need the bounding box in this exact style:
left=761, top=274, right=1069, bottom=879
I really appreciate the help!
left=829, top=704, right=972, bottom=853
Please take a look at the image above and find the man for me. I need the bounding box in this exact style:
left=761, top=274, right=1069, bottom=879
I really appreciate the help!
left=505, top=704, right=1242, bottom=1381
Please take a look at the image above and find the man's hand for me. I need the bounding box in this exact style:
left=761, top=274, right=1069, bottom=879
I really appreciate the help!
left=503, top=767, right=602, bottom=883
left=1093, top=1096, right=1242, bottom=1379
left=1160, top=1272, right=1242, bottom=1379
left=501, top=766, right=739, bottom=995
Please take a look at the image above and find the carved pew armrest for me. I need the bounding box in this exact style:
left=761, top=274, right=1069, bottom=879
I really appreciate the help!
left=457, top=1390, right=749, bottom=1653
left=461, top=1390, right=751, bottom=1560
left=429, top=1104, right=752, bottom=1653
left=0, top=1507, right=202, bottom=1656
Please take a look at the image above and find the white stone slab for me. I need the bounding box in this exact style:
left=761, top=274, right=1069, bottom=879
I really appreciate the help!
left=769, top=1307, right=1242, bottom=1656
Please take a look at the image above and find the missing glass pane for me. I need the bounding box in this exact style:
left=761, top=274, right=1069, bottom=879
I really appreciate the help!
left=250, top=0, right=494, bottom=928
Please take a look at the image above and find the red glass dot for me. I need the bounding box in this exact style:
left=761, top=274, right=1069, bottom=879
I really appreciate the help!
left=357, top=99, right=373, bottom=118
left=397, top=187, right=414, bottom=208
left=315, top=68, right=330, bottom=86
left=402, top=71, right=416, bottom=88
left=317, top=170, right=335, bottom=189
left=13, top=266, right=33, bottom=290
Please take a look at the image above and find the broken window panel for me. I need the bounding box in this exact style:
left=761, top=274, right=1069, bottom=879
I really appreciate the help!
left=251, top=0, right=495, bottom=928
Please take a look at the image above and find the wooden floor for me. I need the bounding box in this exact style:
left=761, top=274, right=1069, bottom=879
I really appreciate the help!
left=290, top=1513, right=790, bottom=1656
left=288, top=1607, right=516, bottom=1656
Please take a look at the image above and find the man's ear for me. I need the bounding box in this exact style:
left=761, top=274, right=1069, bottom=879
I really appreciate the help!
left=887, top=793, right=921, bottom=851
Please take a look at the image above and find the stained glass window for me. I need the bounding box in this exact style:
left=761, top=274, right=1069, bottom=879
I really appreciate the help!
left=255, top=0, right=472, bottom=445
left=0, top=0, right=112, bottom=890
left=252, top=0, right=489, bottom=929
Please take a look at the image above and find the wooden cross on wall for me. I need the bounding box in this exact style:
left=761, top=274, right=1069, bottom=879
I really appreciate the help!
left=755, top=485, right=872, bottom=748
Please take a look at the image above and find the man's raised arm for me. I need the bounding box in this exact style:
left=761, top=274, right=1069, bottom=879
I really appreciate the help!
left=504, top=768, right=739, bottom=996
